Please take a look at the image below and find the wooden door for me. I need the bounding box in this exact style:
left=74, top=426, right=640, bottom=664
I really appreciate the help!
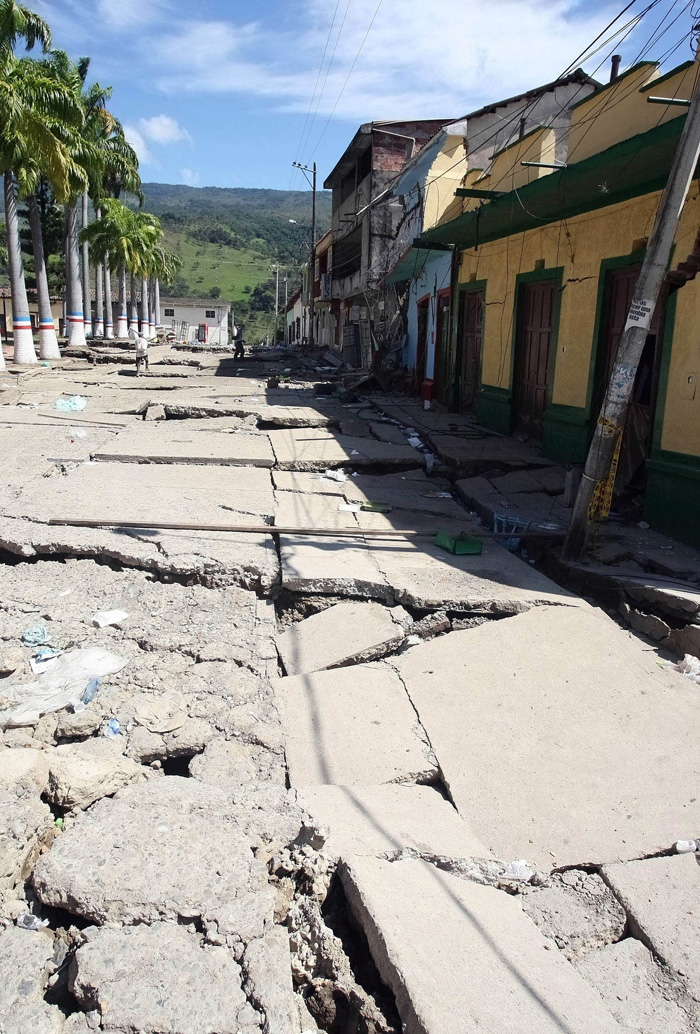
left=457, top=289, right=484, bottom=412
left=515, top=280, right=555, bottom=437
left=598, top=265, right=661, bottom=410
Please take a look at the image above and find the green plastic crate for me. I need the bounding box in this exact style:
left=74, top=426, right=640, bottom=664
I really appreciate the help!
left=434, top=529, right=483, bottom=555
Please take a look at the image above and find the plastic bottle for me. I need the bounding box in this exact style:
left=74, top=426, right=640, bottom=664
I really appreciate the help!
left=82, top=677, right=100, bottom=704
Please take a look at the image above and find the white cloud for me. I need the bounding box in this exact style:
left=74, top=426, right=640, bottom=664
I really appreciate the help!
left=97, top=0, right=167, bottom=31
left=180, top=167, right=200, bottom=186
left=123, top=123, right=158, bottom=167
left=139, top=114, right=190, bottom=144
left=152, top=0, right=615, bottom=125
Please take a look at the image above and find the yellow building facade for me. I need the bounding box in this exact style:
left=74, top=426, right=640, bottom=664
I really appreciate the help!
left=419, top=57, right=700, bottom=547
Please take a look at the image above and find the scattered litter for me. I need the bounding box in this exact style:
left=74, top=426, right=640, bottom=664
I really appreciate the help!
left=53, top=395, right=87, bottom=412
left=0, top=647, right=127, bottom=728
left=103, top=718, right=121, bottom=738
left=435, top=530, right=483, bottom=555
left=22, top=622, right=51, bottom=647
left=425, top=454, right=435, bottom=472
left=92, top=609, right=129, bottom=628
left=29, top=647, right=62, bottom=674
left=41, top=361, right=51, bottom=367
left=319, top=468, right=347, bottom=483
left=494, top=513, right=531, bottom=551
left=54, top=817, right=64, bottom=830
left=132, top=697, right=186, bottom=734
left=675, top=839, right=699, bottom=853
left=407, top=436, right=422, bottom=448
left=338, top=502, right=361, bottom=513
left=675, top=654, right=700, bottom=683
left=404, top=427, right=417, bottom=434
left=404, top=634, right=421, bottom=647
left=57, top=589, right=72, bottom=598
left=360, top=501, right=392, bottom=513
left=83, top=677, right=100, bottom=704
left=16, top=912, right=49, bottom=932
left=71, top=700, right=86, bottom=714
left=69, top=426, right=87, bottom=439
left=638, top=521, right=651, bottom=529
left=350, top=449, right=360, bottom=456
left=425, top=491, right=452, bottom=499
left=502, top=859, right=535, bottom=882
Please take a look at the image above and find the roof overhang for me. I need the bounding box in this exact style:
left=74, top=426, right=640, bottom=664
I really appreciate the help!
left=383, top=243, right=452, bottom=285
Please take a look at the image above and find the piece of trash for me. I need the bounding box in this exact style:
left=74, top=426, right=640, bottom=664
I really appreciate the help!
left=638, top=520, right=650, bottom=529
left=22, top=622, right=51, bottom=647
left=29, top=647, right=62, bottom=674
left=435, top=530, right=483, bottom=555
left=502, top=859, right=535, bottom=882
left=338, top=502, right=361, bottom=512
left=321, top=468, right=347, bottom=483
left=16, top=912, right=49, bottom=931
left=425, top=454, right=435, bottom=472
left=57, top=589, right=72, bottom=597
left=425, top=491, right=452, bottom=499
left=103, top=718, right=121, bottom=738
left=69, top=426, right=87, bottom=439
left=493, top=513, right=531, bottom=552
left=676, top=654, right=700, bottom=683
left=404, top=635, right=421, bottom=647
left=407, top=436, right=422, bottom=448
left=360, top=501, right=392, bottom=513
left=92, top=609, right=129, bottom=628
left=0, top=647, right=128, bottom=728
left=54, top=817, right=64, bottom=830
left=53, top=395, right=87, bottom=412
left=41, top=361, right=51, bottom=367
left=675, top=839, right=699, bottom=853
left=71, top=700, right=86, bottom=714
left=83, top=677, right=100, bottom=704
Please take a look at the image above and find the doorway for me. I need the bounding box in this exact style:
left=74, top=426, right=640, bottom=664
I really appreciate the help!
left=455, top=288, right=484, bottom=412
left=514, top=279, right=556, bottom=437
left=596, top=264, right=666, bottom=491
left=415, top=296, right=429, bottom=391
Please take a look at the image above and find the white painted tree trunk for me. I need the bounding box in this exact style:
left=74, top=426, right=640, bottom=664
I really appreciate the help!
left=65, top=201, right=86, bottom=347
left=141, top=274, right=149, bottom=335
left=117, top=264, right=128, bottom=337
left=148, top=277, right=156, bottom=338
left=130, top=272, right=138, bottom=329
left=95, top=261, right=104, bottom=337
left=5, top=175, right=37, bottom=363
left=81, top=189, right=92, bottom=338
left=104, top=255, right=114, bottom=339
left=154, top=277, right=161, bottom=332
left=27, top=194, right=60, bottom=360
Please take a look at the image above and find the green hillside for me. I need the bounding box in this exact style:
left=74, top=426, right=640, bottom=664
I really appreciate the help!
left=139, top=183, right=332, bottom=338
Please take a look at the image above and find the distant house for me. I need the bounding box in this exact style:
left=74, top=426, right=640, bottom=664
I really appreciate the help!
left=160, top=296, right=230, bottom=346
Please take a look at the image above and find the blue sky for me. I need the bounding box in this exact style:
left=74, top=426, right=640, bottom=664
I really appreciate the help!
left=32, top=0, right=698, bottom=192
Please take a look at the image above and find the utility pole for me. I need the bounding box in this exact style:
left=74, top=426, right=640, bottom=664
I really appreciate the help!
left=564, top=82, right=700, bottom=561
left=292, top=160, right=317, bottom=350
left=272, top=264, right=279, bottom=343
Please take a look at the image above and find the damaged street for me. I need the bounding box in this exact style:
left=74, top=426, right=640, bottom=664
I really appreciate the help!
left=1, top=344, right=700, bottom=1034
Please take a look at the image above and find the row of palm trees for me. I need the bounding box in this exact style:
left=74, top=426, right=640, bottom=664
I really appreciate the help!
left=0, top=0, right=179, bottom=369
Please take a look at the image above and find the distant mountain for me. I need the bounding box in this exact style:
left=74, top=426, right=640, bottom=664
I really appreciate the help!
left=136, top=184, right=332, bottom=333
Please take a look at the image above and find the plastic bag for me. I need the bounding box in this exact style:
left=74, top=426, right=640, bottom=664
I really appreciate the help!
left=53, top=395, right=87, bottom=412
left=0, top=647, right=127, bottom=728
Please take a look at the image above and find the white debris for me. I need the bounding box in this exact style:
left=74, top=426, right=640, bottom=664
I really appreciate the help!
left=676, top=654, right=700, bottom=683
left=502, top=859, right=535, bottom=882
left=92, top=609, right=130, bottom=628
left=675, top=839, right=699, bottom=853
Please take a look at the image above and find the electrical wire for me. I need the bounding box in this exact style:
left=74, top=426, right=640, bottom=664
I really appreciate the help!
left=299, top=0, right=354, bottom=168
left=309, top=0, right=385, bottom=159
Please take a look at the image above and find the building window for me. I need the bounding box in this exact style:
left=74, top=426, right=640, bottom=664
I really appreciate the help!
left=205, top=310, right=216, bottom=319
left=164, top=308, right=174, bottom=317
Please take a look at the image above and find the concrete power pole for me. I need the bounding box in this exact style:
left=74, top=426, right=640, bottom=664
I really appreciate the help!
left=273, top=265, right=279, bottom=343
left=292, top=160, right=317, bottom=350
left=564, top=84, right=700, bottom=560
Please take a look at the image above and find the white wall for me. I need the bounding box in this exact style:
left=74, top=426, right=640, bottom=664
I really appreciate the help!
left=161, top=302, right=230, bottom=345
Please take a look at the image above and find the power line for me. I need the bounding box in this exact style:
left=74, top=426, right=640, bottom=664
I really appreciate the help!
left=309, top=0, right=385, bottom=159
left=299, top=0, right=354, bottom=167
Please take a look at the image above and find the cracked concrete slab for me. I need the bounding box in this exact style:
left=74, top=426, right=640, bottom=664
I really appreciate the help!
left=275, top=663, right=437, bottom=787
left=93, top=425, right=275, bottom=466
left=396, top=606, right=700, bottom=868
left=32, top=777, right=273, bottom=934
left=339, top=855, right=624, bottom=1033
left=297, top=785, right=491, bottom=862
left=269, top=427, right=424, bottom=471
left=0, top=926, right=66, bottom=1034
left=601, top=854, right=700, bottom=1002
left=276, top=601, right=406, bottom=675
left=45, top=737, right=143, bottom=809
left=70, top=922, right=249, bottom=1034
left=279, top=534, right=389, bottom=598
left=271, top=470, right=347, bottom=496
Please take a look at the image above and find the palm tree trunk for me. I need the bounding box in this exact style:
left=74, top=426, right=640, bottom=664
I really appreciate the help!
left=117, top=264, right=128, bottom=337
left=130, top=272, right=138, bottom=330
left=104, top=255, right=113, bottom=338
left=65, top=201, right=86, bottom=347
left=141, top=274, right=149, bottom=336
left=5, top=174, right=37, bottom=363
left=95, top=261, right=104, bottom=336
left=148, top=277, right=156, bottom=337
left=81, top=189, right=92, bottom=339
left=27, top=195, right=60, bottom=359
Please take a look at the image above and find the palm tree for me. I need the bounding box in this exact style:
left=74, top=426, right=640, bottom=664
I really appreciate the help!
left=0, top=54, right=85, bottom=363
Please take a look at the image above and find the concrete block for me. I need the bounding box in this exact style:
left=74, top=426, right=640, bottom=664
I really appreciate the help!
left=93, top=425, right=275, bottom=466
left=276, top=601, right=405, bottom=675
left=296, top=784, right=490, bottom=861
left=574, top=939, right=697, bottom=1034
left=275, top=664, right=437, bottom=787
left=46, top=738, right=143, bottom=809
left=0, top=926, right=66, bottom=1034
left=279, top=534, right=389, bottom=599
left=602, top=854, right=700, bottom=1001
left=339, top=856, right=624, bottom=1033
left=269, top=427, right=423, bottom=471
left=396, top=606, right=700, bottom=868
